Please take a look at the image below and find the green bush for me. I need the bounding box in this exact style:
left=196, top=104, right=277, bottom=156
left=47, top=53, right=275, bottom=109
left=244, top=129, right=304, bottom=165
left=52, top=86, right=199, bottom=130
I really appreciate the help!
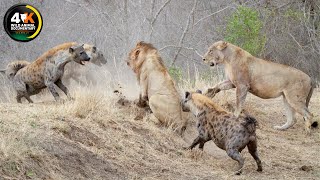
left=168, top=66, right=183, bottom=82
left=225, top=6, right=266, bottom=56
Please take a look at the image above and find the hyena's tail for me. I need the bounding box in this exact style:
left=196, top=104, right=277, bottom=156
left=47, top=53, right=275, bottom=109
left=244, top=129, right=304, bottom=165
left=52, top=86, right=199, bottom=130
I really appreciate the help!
left=243, top=115, right=258, bottom=134
left=11, top=61, right=30, bottom=75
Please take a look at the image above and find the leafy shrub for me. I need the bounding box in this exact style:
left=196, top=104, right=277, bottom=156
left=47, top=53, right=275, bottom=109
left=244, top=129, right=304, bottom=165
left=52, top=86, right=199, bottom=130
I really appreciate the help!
left=225, top=6, right=266, bottom=56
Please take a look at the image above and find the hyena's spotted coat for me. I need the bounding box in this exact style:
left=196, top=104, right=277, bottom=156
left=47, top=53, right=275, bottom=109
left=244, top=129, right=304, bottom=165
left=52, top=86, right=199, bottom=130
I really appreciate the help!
left=181, top=91, right=262, bottom=175
left=12, top=42, right=90, bottom=103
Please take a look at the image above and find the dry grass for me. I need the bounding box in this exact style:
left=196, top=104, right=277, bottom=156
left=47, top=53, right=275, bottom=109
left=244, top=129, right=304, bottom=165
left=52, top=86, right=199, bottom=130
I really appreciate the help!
left=0, top=68, right=320, bottom=179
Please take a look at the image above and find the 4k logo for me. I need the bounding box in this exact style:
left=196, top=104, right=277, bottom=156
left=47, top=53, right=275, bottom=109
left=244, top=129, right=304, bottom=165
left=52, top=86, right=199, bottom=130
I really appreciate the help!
left=3, top=4, right=43, bottom=42
left=11, top=13, right=35, bottom=23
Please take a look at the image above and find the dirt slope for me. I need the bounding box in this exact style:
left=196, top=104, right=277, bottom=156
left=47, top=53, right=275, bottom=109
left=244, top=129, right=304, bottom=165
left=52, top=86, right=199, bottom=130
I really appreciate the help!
left=0, top=89, right=319, bottom=180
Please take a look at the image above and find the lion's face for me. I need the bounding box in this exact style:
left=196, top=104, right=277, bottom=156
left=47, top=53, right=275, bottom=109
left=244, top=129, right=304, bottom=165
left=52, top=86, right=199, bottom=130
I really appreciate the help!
left=127, top=47, right=138, bottom=69
left=126, top=43, right=146, bottom=73
left=202, top=41, right=228, bottom=67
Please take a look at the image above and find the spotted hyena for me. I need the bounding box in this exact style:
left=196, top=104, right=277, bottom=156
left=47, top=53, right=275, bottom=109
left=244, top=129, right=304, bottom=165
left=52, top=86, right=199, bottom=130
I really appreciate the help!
left=1, top=44, right=106, bottom=87
left=12, top=42, right=90, bottom=103
left=181, top=90, right=262, bottom=175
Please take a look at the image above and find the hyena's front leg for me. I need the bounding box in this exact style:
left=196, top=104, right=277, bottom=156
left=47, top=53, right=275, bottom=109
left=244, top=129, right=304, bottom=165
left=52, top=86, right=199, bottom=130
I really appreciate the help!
left=205, top=80, right=235, bottom=98
left=55, top=79, right=72, bottom=100
left=186, top=136, right=209, bottom=150
left=45, top=81, right=61, bottom=101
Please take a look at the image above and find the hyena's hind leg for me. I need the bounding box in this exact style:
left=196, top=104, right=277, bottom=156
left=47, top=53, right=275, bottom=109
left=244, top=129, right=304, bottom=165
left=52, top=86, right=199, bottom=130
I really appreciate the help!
left=274, top=95, right=296, bottom=130
left=247, top=139, right=262, bottom=172
left=226, top=148, right=245, bottom=175
left=16, top=91, right=33, bottom=103
left=16, top=93, right=23, bottom=103
left=14, top=81, right=33, bottom=103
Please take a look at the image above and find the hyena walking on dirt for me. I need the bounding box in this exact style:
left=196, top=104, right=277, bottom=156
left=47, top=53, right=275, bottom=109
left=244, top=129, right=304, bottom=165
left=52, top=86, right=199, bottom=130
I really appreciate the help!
left=181, top=90, right=262, bottom=175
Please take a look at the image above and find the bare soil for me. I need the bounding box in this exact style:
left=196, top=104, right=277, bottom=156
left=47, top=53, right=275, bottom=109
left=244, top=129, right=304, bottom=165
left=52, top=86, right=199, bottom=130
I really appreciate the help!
left=0, top=88, right=319, bottom=180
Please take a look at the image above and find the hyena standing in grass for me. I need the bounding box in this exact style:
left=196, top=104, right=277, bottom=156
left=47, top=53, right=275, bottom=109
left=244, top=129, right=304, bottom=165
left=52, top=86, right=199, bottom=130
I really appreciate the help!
left=11, top=43, right=90, bottom=103
left=181, top=90, right=262, bottom=175
left=1, top=44, right=106, bottom=86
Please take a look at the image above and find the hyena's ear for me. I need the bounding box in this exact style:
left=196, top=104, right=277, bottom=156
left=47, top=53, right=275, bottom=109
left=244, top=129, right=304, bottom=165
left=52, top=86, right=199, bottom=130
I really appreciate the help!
left=185, top=91, right=191, bottom=99
left=216, top=41, right=228, bottom=50
left=92, top=46, right=97, bottom=53
left=196, top=89, right=202, bottom=94
left=69, top=47, right=75, bottom=53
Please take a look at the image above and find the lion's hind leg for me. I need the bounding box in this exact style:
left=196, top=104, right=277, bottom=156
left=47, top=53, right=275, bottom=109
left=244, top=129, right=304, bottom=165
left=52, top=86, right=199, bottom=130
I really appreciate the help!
left=284, top=91, right=313, bottom=134
left=274, top=95, right=296, bottom=130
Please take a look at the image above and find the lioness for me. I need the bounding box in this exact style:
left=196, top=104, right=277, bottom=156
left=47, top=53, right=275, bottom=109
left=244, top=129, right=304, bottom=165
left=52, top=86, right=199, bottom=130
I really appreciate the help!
left=202, top=41, right=317, bottom=133
left=127, top=41, right=187, bottom=134
left=181, top=90, right=262, bottom=175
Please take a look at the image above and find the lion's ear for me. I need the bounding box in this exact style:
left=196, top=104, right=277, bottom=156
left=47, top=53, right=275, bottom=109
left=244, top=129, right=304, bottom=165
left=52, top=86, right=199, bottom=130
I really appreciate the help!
left=196, top=89, right=202, bottom=94
left=136, top=41, right=144, bottom=47
left=216, top=41, right=228, bottom=50
left=134, top=49, right=140, bottom=58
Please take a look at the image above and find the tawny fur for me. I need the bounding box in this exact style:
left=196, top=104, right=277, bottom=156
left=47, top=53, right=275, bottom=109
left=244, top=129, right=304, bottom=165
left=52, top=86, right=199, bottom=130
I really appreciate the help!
left=182, top=91, right=262, bottom=175
left=127, top=41, right=186, bottom=134
left=202, top=41, right=317, bottom=134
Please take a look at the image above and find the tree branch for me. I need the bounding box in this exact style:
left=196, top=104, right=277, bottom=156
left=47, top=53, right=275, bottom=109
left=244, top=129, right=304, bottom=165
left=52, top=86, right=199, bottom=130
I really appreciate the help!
left=149, top=0, right=172, bottom=40
left=193, top=6, right=229, bottom=27
left=170, top=0, right=198, bottom=67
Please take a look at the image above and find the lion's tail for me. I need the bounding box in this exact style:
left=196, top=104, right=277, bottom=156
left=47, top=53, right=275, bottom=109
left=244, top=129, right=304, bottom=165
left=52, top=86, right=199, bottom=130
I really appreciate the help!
left=306, top=80, right=318, bottom=128
left=306, top=80, right=314, bottom=108
left=243, top=115, right=258, bottom=134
